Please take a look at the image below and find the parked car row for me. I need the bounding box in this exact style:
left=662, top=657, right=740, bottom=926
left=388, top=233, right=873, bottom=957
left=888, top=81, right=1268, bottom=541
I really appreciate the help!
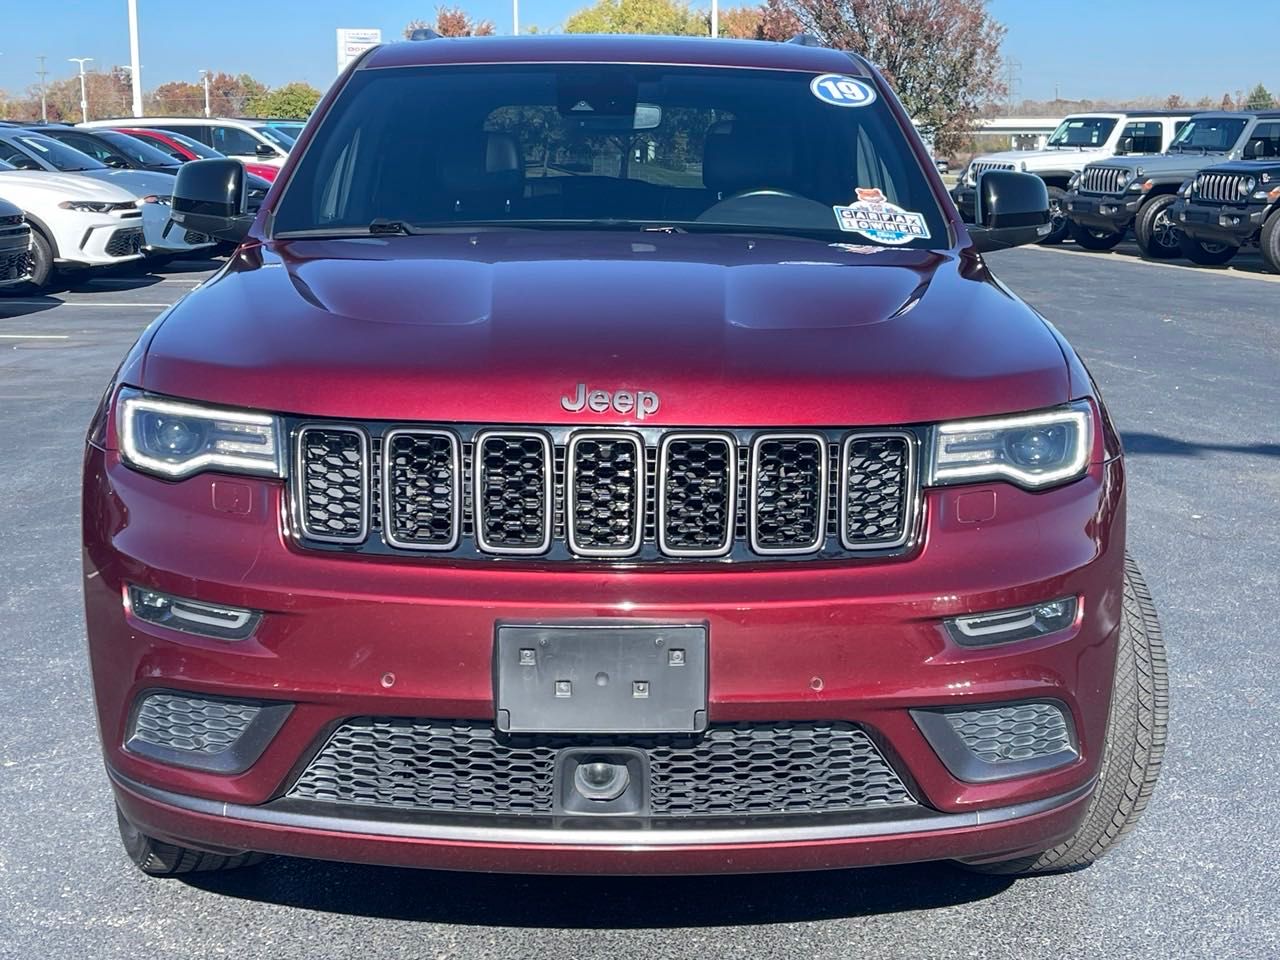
left=955, top=109, right=1280, bottom=272
left=0, top=118, right=287, bottom=292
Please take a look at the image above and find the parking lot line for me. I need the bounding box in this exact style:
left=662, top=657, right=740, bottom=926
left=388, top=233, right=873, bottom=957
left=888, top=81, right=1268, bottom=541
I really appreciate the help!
left=1024, top=244, right=1280, bottom=284
left=0, top=334, right=69, bottom=339
left=0, top=301, right=174, bottom=307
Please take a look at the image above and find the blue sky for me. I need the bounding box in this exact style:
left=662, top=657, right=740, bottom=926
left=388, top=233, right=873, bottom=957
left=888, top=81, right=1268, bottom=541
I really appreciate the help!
left=0, top=0, right=1273, bottom=103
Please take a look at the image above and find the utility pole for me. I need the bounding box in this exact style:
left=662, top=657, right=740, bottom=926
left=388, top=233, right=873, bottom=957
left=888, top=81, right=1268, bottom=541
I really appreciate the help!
left=199, top=69, right=211, bottom=118
left=69, top=57, right=94, bottom=123
left=36, top=55, right=49, bottom=122
left=513, top=0, right=519, bottom=35
left=711, top=0, right=719, bottom=36
left=127, top=0, right=143, bottom=117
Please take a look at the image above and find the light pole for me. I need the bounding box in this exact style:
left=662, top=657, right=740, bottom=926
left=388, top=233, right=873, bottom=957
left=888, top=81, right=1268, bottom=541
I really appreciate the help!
left=36, top=55, right=49, bottom=122
left=513, top=0, right=519, bottom=35
left=711, top=0, right=719, bottom=37
left=199, top=69, right=211, bottom=118
left=127, top=0, right=142, bottom=117
left=69, top=57, right=93, bottom=123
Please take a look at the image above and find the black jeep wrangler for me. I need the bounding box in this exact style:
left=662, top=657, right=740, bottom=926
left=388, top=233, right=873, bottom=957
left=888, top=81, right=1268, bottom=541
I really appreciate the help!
left=1064, top=111, right=1280, bottom=261
left=1170, top=151, right=1280, bottom=270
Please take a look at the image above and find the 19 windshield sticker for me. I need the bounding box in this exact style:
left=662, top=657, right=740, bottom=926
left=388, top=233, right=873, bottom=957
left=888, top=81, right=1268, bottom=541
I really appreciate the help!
left=833, top=188, right=930, bottom=245
left=810, top=74, right=877, bottom=108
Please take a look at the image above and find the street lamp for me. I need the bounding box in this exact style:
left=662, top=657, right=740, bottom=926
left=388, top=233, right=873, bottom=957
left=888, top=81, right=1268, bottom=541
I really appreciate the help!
left=513, top=0, right=519, bottom=35
left=69, top=57, right=93, bottom=123
left=127, top=0, right=142, bottom=117
left=198, top=69, right=211, bottom=118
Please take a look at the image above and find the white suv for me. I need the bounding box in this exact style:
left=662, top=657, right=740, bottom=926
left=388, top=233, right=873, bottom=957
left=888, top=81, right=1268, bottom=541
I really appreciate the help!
left=79, top=117, right=291, bottom=170
left=0, top=161, right=145, bottom=291
left=953, top=111, right=1192, bottom=244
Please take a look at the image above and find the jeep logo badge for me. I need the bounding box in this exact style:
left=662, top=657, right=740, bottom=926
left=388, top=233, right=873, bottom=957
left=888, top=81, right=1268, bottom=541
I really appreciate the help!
left=561, top=383, right=660, bottom=420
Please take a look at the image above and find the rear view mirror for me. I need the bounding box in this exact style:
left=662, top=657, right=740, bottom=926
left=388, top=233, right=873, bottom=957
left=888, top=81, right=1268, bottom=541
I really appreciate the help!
left=968, top=170, right=1052, bottom=253
left=170, top=158, right=252, bottom=244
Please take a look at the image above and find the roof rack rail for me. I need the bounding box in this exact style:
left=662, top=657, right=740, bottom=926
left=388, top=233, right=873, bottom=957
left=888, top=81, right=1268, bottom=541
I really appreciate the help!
left=786, top=33, right=826, bottom=47
left=408, top=28, right=442, bottom=40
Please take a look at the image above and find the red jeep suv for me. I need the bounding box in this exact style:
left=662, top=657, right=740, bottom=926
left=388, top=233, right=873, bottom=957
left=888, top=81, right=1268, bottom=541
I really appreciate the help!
left=83, top=35, right=1167, bottom=879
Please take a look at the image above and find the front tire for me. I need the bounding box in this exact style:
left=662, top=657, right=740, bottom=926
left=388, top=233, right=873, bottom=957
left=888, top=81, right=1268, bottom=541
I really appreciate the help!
left=1135, top=195, right=1182, bottom=259
left=116, top=804, right=268, bottom=876
left=1260, top=207, right=1280, bottom=273
left=1178, top=235, right=1237, bottom=266
left=1039, top=186, right=1070, bottom=245
left=962, top=555, right=1167, bottom=875
left=1067, top=221, right=1125, bottom=250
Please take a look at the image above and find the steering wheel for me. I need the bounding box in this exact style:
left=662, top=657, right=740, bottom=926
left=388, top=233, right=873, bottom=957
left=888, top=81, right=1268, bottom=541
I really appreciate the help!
left=727, top=188, right=805, bottom=201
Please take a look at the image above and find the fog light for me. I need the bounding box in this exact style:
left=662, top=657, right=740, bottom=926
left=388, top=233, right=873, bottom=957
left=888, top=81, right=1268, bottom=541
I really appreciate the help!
left=573, top=760, right=631, bottom=801
left=945, top=597, right=1077, bottom=646
left=126, top=585, right=260, bottom=641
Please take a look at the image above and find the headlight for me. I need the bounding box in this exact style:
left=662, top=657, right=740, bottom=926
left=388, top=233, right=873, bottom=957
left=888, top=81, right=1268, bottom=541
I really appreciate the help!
left=1067, top=172, right=1082, bottom=191
left=117, top=389, right=283, bottom=479
left=1181, top=179, right=1195, bottom=199
left=141, top=194, right=172, bottom=205
left=1239, top=177, right=1257, bottom=197
left=929, top=402, right=1093, bottom=489
left=58, top=200, right=116, bottom=213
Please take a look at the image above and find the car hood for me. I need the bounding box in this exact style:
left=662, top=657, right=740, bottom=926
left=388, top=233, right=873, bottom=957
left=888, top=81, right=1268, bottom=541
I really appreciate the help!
left=1184, top=159, right=1280, bottom=177
left=1087, top=151, right=1225, bottom=177
left=78, top=168, right=177, bottom=198
left=0, top=169, right=140, bottom=203
left=975, top=146, right=1110, bottom=166
left=141, top=232, right=1071, bottom=427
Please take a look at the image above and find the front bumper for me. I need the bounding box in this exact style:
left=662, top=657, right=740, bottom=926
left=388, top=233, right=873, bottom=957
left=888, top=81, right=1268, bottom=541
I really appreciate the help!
left=1064, top=190, right=1142, bottom=233
left=1172, top=198, right=1267, bottom=245
left=141, top=203, right=215, bottom=255
left=0, top=226, right=32, bottom=286
left=84, top=444, right=1125, bottom=873
left=59, top=212, right=146, bottom=268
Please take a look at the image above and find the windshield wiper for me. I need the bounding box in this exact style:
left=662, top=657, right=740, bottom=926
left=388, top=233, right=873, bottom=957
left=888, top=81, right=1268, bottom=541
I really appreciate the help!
left=369, top=218, right=427, bottom=235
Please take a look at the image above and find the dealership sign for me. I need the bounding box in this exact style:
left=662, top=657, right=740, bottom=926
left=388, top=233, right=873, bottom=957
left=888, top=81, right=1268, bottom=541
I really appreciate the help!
left=336, top=28, right=382, bottom=73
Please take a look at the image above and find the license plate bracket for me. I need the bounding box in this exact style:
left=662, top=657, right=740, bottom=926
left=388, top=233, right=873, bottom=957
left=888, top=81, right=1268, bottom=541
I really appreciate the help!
left=494, top=622, right=708, bottom=734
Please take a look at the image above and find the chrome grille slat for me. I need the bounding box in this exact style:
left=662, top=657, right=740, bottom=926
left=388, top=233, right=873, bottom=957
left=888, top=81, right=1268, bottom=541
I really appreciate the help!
left=968, top=160, right=1016, bottom=185
left=292, top=425, right=920, bottom=561
left=1195, top=172, right=1247, bottom=204
left=1080, top=165, right=1127, bottom=196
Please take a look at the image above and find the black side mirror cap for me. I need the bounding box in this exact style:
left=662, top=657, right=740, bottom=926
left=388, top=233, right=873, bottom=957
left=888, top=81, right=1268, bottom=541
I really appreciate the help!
left=255, top=142, right=276, bottom=158
left=1116, top=137, right=1134, bottom=156
left=969, top=170, right=1052, bottom=253
left=170, top=158, right=252, bottom=244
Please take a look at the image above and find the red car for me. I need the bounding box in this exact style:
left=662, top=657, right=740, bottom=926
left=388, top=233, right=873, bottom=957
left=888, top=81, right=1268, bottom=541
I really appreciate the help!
left=112, top=126, right=281, bottom=183
left=84, top=35, right=1167, bottom=880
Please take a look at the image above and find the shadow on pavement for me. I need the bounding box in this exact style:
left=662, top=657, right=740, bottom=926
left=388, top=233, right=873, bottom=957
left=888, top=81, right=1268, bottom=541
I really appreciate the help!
left=0, top=294, right=62, bottom=317
left=1123, top=431, right=1280, bottom=459
left=183, top=858, right=1015, bottom=926
left=1047, top=239, right=1275, bottom=277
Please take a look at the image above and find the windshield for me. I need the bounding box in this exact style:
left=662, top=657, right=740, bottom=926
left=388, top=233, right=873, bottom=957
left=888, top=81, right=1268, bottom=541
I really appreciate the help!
left=98, top=131, right=181, bottom=167
left=1047, top=117, right=1117, bottom=148
left=158, top=130, right=222, bottom=159
left=273, top=64, right=947, bottom=248
left=254, top=125, right=294, bottom=149
left=267, top=122, right=305, bottom=141
left=1169, top=117, right=1248, bottom=152
left=13, top=133, right=107, bottom=171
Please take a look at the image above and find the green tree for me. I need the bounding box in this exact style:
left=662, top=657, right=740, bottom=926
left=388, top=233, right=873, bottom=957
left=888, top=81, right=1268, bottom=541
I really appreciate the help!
left=246, top=82, right=322, bottom=120
left=1245, top=83, right=1275, bottom=110
left=405, top=7, right=495, bottom=37
left=764, top=0, right=1005, bottom=154
left=565, top=0, right=707, bottom=36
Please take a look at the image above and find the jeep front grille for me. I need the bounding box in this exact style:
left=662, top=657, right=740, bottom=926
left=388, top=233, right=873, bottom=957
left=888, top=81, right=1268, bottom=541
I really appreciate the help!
left=288, top=718, right=916, bottom=817
left=1080, top=166, right=1128, bottom=195
left=1195, top=172, right=1249, bottom=205
left=967, top=160, right=1016, bottom=185
left=290, top=423, right=922, bottom=562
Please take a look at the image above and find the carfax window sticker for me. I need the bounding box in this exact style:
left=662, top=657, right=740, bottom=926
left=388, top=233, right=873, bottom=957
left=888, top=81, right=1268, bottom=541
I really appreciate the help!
left=809, top=74, right=877, bottom=108
left=832, top=187, right=931, bottom=246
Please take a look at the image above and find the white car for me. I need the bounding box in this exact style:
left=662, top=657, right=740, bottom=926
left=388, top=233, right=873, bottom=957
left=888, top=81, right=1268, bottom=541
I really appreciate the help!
left=953, top=111, right=1193, bottom=244
left=0, top=130, right=214, bottom=259
left=0, top=161, right=145, bottom=291
left=80, top=116, right=291, bottom=170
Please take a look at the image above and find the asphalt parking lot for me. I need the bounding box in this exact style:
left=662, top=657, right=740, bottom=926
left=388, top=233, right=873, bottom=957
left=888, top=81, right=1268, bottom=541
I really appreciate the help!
left=1, top=246, right=1277, bottom=959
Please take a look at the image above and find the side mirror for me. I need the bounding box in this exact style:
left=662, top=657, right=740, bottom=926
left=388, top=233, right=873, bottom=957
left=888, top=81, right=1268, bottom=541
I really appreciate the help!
left=1243, top=139, right=1262, bottom=160
left=170, top=158, right=252, bottom=243
left=968, top=170, right=1052, bottom=253
left=104, top=155, right=129, bottom=169
left=1115, top=137, right=1134, bottom=156
left=255, top=142, right=276, bottom=158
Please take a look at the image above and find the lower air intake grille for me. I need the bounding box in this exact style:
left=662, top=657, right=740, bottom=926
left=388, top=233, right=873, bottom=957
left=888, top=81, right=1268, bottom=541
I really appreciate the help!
left=945, top=703, right=1073, bottom=763
left=105, top=227, right=144, bottom=258
left=131, top=693, right=260, bottom=755
left=288, top=719, right=915, bottom=817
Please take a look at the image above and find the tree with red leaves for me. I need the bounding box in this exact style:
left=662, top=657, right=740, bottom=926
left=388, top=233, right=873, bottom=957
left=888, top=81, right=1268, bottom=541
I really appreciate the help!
left=763, top=0, right=1004, bottom=153
left=405, top=7, right=496, bottom=38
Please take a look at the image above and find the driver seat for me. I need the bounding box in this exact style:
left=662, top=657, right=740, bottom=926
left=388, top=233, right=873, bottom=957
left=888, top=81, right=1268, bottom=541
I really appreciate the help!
left=702, top=120, right=798, bottom=200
